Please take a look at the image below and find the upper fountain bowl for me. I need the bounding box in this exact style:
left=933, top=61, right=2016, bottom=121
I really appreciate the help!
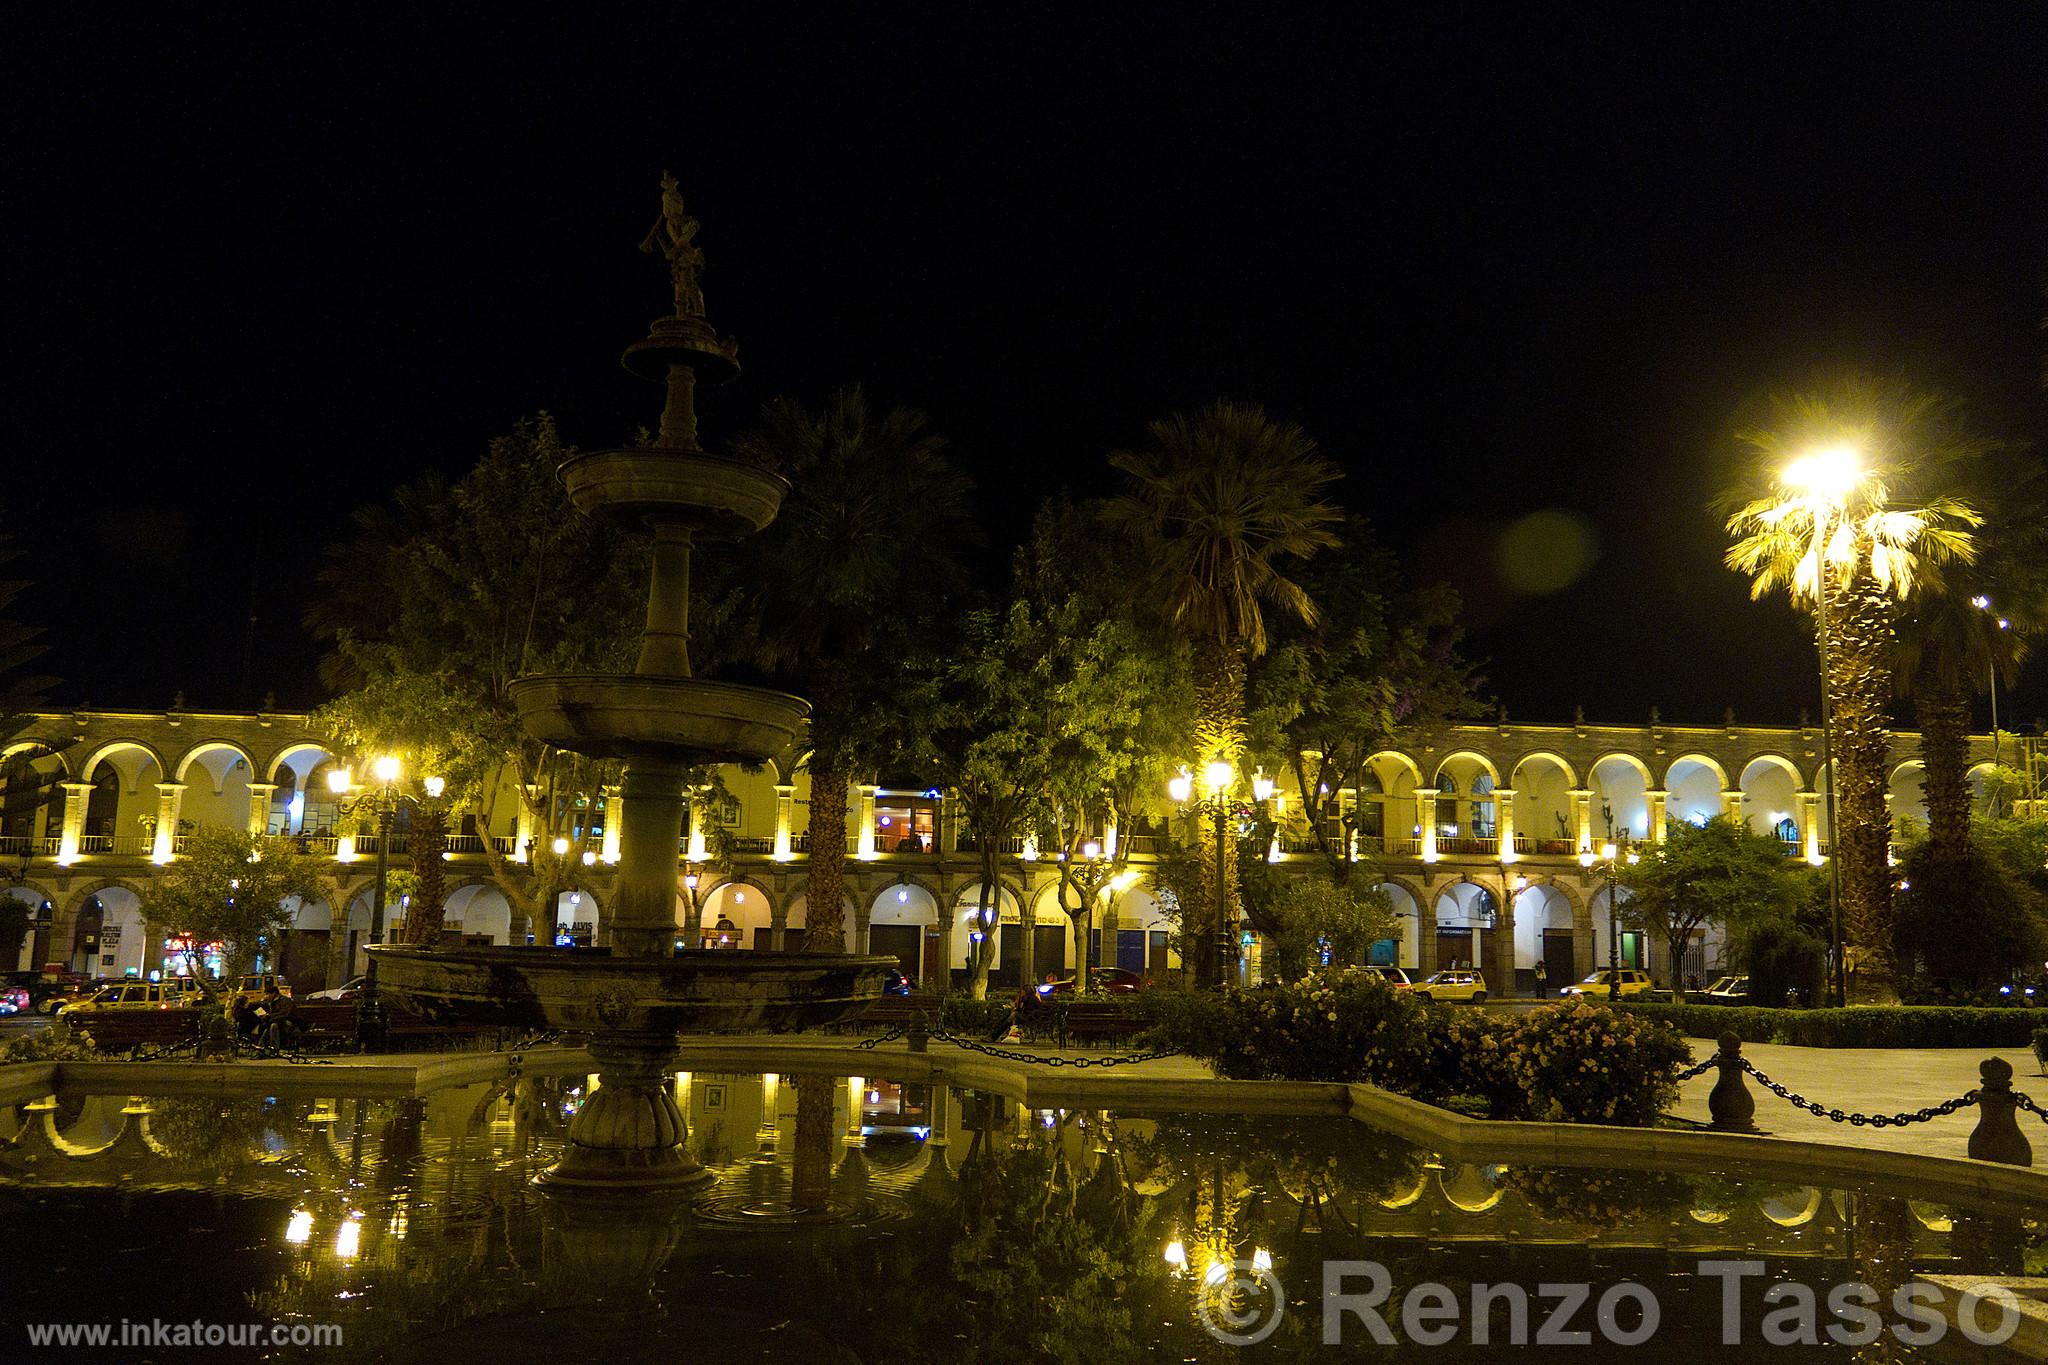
left=509, top=674, right=807, bottom=766
left=559, top=447, right=788, bottom=537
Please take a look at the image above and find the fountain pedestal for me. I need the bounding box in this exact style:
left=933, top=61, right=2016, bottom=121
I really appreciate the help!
left=371, top=176, right=892, bottom=1191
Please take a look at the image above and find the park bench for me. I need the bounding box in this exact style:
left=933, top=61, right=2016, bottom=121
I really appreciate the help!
left=1047, top=999, right=1151, bottom=1048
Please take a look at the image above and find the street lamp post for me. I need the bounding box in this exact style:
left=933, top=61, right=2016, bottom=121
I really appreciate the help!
left=1578, top=838, right=1636, bottom=1001
left=329, top=756, right=442, bottom=1050
left=1168, top=761, right=1274, bottom=988
left=1783, top=446, right=1861, bottom=1009
left=1971, top=595, right=2011, bottom=775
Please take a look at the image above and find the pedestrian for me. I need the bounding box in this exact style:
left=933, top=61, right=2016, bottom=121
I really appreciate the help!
left=1533, top=959, right=1548, bottom=998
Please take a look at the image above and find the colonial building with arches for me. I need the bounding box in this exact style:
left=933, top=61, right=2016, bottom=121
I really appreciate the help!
left=0, top=707, right=2005, bottom=995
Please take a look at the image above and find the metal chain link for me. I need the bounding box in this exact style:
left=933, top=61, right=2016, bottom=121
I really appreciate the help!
left=854, top=1023, right=908, bottom=1050
left=921, top=1023, right=1181, bottom=1069
left=1741, top=1059, right=1977, bottom=1127
left=2012, top=1092, right=2048, bottom=1127
left=1675, top=1055, right=1717, bottom=1082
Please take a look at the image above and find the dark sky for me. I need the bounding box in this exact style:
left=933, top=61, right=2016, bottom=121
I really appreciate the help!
left=7, top=4, right=2046, bottom=729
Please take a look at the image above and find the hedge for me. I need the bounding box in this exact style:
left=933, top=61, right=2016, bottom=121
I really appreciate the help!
left=1617, top=1001, right=2048, bottom=1048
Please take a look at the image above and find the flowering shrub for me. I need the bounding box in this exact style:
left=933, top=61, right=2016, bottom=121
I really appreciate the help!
left=1153, top=968, right=1424, bottom=1085
left=1505, top=1000, right=1690, bottom=1126
left=1404, top=1008, right=1520, bottom=1115
left=1154, top=979, right=1690, bottom=1127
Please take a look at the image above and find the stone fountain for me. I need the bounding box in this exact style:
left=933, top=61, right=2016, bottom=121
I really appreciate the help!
left=370, top=175, right=896, bottom=1190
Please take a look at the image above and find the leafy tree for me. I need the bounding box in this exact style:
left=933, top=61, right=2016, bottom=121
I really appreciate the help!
left=1974, top=812, right=2048, bottom=897
left=307, top=416, right=646, bottom=941
left=1893, top=838, right=2048, bottom=1000
left=1248, top=517, right=1485, bottom=884
left=1107, top=401, right=1342, bottom=986
left=917, top=604, right=1048, bottom=999
left=732, top=387, right=974, bottom=951
left=1006, top=500, right=1189, bottom=984
left=0, top=536, right=56, bottom=737
left=140, top=826, right=325, bottom=989
left=1618, top=815, right=1824, bottom=1000
left=1251, top=871, right=1400, bottom=981
left=1722, top=376, right=1983, bottom=975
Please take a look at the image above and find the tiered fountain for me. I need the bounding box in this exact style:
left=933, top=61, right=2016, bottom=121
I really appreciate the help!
left=370, top=175, right=895, bottom=1189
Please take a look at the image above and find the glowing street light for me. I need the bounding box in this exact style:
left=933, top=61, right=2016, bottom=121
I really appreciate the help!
left=327, top=767, right=353, bottom=795
left=1781, top=443, right=1866, bottom=1009
left=372, top=754, right=402, bottom=785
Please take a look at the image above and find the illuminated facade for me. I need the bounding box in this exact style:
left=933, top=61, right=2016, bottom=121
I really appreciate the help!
left=0, top=707, right=2001, bottom=993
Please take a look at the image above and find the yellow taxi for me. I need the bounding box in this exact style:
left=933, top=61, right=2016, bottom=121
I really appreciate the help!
left=1561, top=968, right=1656, bottom=1000
left=1412, top=970, right=1488, bottom=1003
left=60, top=981, right=201, bottom=1014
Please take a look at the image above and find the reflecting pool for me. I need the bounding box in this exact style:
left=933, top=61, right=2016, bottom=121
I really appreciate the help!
left=2, top=1069, right=2041, bottom=1361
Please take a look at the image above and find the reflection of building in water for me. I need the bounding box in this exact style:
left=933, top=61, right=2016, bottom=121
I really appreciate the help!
left=4, top=708, right=2014, bottom=992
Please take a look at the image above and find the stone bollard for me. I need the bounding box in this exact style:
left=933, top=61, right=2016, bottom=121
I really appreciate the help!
left=907, top=1010, right=928, bottom=1054
left=1968, top=1057, right=2033, bottom=1167
left=1708, top=1031, right=1761, bottom=1134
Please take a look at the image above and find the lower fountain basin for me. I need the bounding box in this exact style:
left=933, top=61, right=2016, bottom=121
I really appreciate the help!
left=508, top=674, right=808, bottom=766
left=366, top=944, right=896, bottom=1036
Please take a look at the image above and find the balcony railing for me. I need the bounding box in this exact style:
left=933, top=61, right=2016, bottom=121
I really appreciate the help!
left=1118, top=834, right=1168, bottom=858
left=729, top=836, right=775, bottom=855
left=0, top=835, right=58, bottom=858
left=1434, top=836, right=1498, bottom=857
left=954, top=833, right=1025, bottom=855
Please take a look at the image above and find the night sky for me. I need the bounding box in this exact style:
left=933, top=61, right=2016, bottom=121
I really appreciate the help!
left=8, top=6, right=2046, bottom=730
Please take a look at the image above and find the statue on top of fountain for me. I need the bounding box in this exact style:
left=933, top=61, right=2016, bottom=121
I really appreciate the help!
left=640, top=171, right=706, bottom=318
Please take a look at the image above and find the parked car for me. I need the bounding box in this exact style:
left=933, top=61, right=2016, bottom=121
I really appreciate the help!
left=1364, top=966, right=1415, bottom=989
left=1413, top=970, right=1487, bottom=1003
left=1702, top=975, right=1750, bottom=1005
left=60, top=981, right=199, bottom=1014
left=307, top=976, right=367, bottom=1003
left=1560, top=968, right=1657, bottom=1000
left=880, top=969, right=913, bottom=997
left=0, top=983, right=29, bottom=1015
left=34, top=978, right=96, bottom=1015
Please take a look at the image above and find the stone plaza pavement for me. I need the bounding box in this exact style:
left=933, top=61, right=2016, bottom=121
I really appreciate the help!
left=1669, top=1038, right=2044, bottom=1160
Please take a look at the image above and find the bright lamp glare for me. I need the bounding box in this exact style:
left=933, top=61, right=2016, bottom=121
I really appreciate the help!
left=1600, top=842, right=1617, bottom=860
left=551, top=836, right=570, bottom=856
left=326, top=769, right=352, bottom=795
left=422, top=775, right=445, bottom=799
left=1203, top=760, right=1234, bottom=793
left=372, top=755, right=401, bottom=784
left=1167, top=773, right=1193, bottom=804
left=1781, top=445, right=1861, bottom=501
left=285, top=1209, right=313, bottom=1245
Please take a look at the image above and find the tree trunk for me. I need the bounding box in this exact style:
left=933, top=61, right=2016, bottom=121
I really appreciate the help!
left=1913, top=653, right=1972, bottom=853
left=1192, top=636, right=1246, bottom=989
left=1825, top=573, right=1898, bottom=974
left=402, top=806, right=449, bottom=945
left=969, top=845, right=997, bottom=1001
left=803, top=759, right=849, bottom=952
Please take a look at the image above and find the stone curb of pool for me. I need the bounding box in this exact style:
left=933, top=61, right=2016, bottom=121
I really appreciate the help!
left=10, top=1039, right=2046, bottom=1211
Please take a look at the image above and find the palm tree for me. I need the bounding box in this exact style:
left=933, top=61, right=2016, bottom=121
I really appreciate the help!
left=1107, top=401, right=1342, bottom=986
left=1723, top=377, right=1984, bottom=979
left=734, top=387, right=973, bottom=952
left=1896, top=528, right=2041, bottom=850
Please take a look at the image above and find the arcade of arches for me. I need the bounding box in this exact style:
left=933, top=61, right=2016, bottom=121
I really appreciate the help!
left=0, top=708, right=2007, bottom=994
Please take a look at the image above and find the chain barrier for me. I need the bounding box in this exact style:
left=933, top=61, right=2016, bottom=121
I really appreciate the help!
left=1741, top=1059, right=1977, bottom=1128
left=854, top=1024, right=908, bottom=1051
left=2012, top=1092, right=2048, bottom=1127
left=920, top=1023, right=1181, bottom=1069
left=1674, top=1055, right=1717, bottom=1082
